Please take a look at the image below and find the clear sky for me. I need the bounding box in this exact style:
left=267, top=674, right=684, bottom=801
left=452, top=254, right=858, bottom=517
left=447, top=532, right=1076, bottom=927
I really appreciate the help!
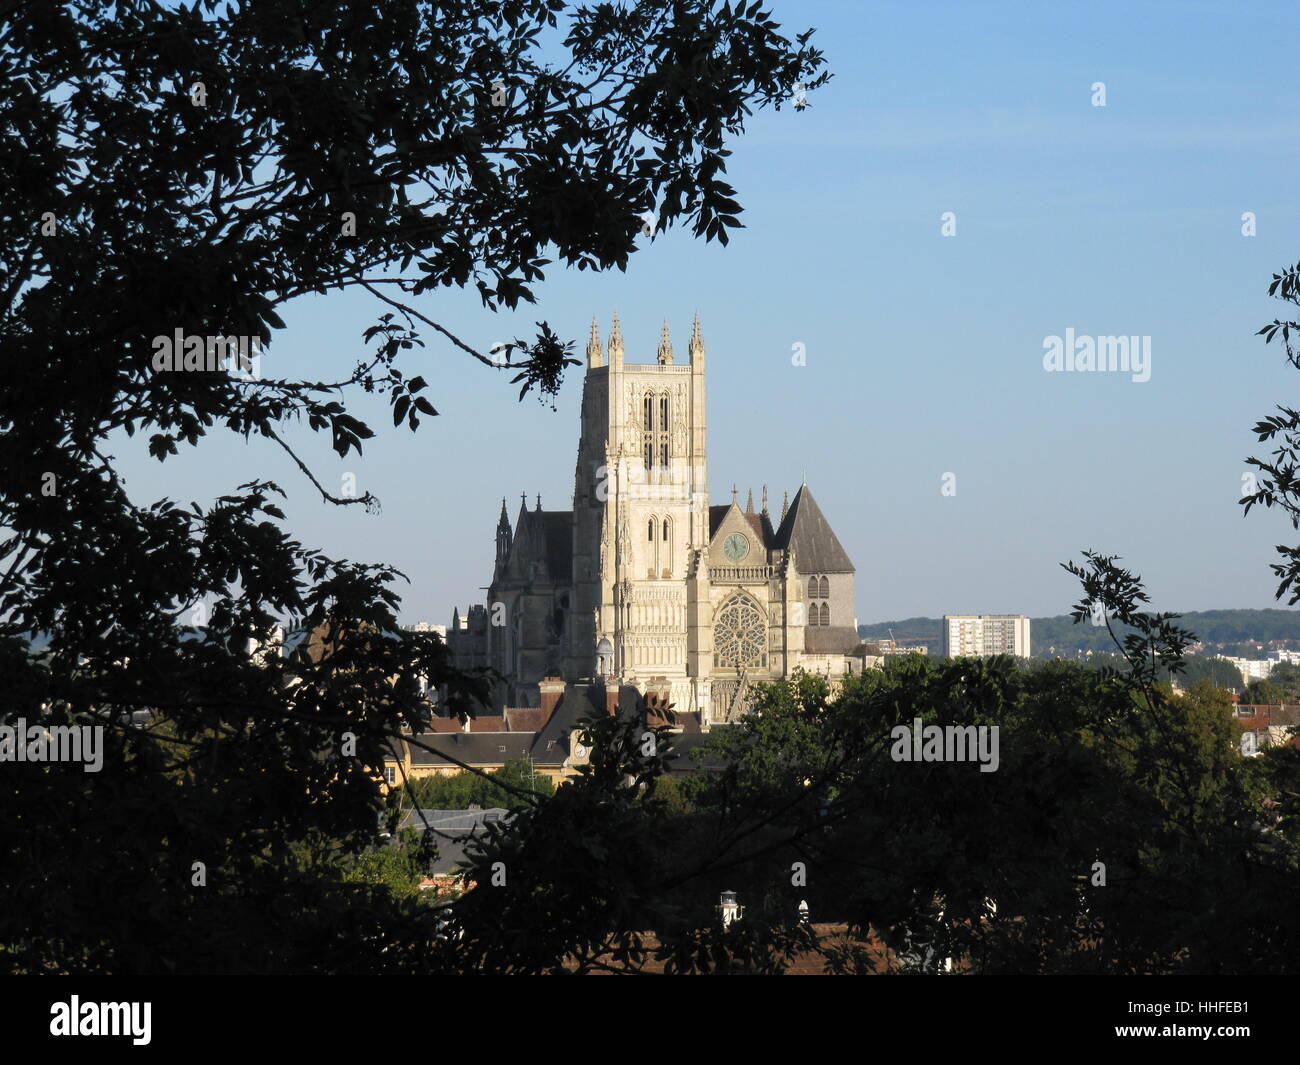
left=111, top=0, right=1300, bottom=626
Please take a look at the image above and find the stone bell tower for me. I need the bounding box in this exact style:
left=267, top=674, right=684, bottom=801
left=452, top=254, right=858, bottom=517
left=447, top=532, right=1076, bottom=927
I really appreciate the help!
left=567, top=314, right=709, bottom=716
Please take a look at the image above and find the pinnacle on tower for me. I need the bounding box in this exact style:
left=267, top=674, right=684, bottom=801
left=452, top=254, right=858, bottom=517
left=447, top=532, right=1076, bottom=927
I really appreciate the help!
left=746, top=488, right=754, bottom=514
left=731, top=484, right=738, bottom=505
left=689, top=311, right=705, bottom=363
left=762, top=485, right=769, bottom=517
left=657, top=320, right=673, bottom=365
left=608, top=311, right=624, bottom=363
left=586, top=315, right=603, bottom=368
left=495, top=497, right=513, bottom=570
left=535, top=493, right=542, bottom=511
left=781, top=490, right=789, bottom=522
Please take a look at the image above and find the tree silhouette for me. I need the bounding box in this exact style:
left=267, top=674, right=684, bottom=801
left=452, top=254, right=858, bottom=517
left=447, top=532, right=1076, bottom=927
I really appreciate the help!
left=0, top=0, right=827, bottom=973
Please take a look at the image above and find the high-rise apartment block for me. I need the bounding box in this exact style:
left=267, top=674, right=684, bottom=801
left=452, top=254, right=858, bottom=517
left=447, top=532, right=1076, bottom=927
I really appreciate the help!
left=942, top=614, right=1030, bottom=658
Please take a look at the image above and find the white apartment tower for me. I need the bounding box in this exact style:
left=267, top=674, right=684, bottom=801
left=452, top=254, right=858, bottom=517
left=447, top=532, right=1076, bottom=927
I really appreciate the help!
left=943, top=614, right=1031, bottom=658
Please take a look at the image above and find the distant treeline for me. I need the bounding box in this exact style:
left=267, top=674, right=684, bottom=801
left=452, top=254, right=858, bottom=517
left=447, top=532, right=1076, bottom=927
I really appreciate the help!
left=858, top=609, right=1300, bottom=657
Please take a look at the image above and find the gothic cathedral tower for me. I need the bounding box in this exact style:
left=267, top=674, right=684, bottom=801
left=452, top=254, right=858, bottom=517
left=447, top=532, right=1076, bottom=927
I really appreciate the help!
left=568, top=314, right=709, bottom=714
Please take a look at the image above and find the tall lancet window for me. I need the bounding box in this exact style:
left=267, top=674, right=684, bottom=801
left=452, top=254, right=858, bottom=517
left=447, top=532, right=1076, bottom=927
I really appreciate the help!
left=643, top=391, right=671, bottom=471
left=658, top=395, right=670, bottom=469
left=643, top=392, right=655, bottom=470
left=660, top=392, right=670, bottom=468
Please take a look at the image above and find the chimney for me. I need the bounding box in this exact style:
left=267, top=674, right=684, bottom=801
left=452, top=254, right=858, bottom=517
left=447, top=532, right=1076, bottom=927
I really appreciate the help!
left=604, top=679, right=619, bottom=716
left=644, top=683, right=676, bottom=729
left=539, top=677, right=566, bottom=718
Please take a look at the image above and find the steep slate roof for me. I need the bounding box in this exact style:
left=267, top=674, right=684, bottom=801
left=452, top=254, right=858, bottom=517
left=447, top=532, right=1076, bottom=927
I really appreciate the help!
left=532, top=682, right=607, bottom=755
left=743, top=511, right=772, bottom=547
left=804, top=626, right=862, bottom=654
left=540, top=510, right=573, bottom=581
left=423, top=714, right=507, bottom=733
left=661, top=731, right=729, bottom=773
left=394, top=808, right=513, bottom=875
left=397, top=808, right=511, bottom=834
left=506, top=508, right=573, bottom=582
left=504, top=706, right=548, bottom=732
left=406, top=731, right=551, bottom=767
left=772, top=484, right=855, bottom=573
left=708, top=505, right=730, bottom=539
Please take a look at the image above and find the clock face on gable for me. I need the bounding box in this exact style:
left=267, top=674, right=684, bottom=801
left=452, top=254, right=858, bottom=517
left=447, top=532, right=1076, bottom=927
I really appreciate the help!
left=723, top=533, right=750, bottom=562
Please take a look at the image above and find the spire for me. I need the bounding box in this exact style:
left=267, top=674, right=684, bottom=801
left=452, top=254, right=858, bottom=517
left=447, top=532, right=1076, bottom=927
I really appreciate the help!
left=495, top=497, right=513, bottom=571
left=781, top=491, right=789, bottom=522
left=731, top=484, right=738, bottom=506
left=520, top=491, right=527, bottom=510
left=746, top=488, right=754, bottom=514
left=587, top=315, right=604, bottom=368
left=535, top=493, right=542, bottom=512
left=762, top=485, right=769, bottom=517
left=608, top=311, right=624, bottom=365
left=689, top=311, right=705, bottom=365
left=657, top=319, right=673, bottom=365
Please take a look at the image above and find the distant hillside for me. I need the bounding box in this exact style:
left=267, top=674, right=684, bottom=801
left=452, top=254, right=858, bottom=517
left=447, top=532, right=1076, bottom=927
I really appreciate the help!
left=857, top=609, right=1300, bottom=657
left=854, top=617, right=945, bottom=650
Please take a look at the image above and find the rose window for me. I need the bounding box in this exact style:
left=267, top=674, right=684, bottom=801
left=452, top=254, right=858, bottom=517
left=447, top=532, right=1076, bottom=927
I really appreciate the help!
left=714, top=596, right=766, bottom=668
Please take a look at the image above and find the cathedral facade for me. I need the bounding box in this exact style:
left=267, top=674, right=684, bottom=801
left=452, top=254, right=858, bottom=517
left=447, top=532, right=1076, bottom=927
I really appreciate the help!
left=447, top=315, right=868, bottom=725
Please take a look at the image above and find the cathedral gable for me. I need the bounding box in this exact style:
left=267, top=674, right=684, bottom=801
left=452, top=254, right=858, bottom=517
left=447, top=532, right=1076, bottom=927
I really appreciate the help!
left=708, top=503, right=769, bottom=569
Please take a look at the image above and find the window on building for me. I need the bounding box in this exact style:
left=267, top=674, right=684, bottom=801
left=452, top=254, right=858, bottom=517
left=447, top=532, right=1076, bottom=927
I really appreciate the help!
left=648, top=518, right=655, bottom=541
left=643, top=392, right=672, bottom=470
left=663, top=519, right=670, bottom=541
left=384, top=767, right=395, bottom=785
left=714, top=595, right=767, bottom=668
left=808, top=576, right=818, bottom=599
left=819, top=576, right=829, bottom=598
left=820, top=603, right=830, bottom=626
left=644, top=392, right=655, bottom=469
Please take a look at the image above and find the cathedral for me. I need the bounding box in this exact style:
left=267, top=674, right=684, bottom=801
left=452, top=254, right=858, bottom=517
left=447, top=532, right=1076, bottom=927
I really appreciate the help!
left=447, top=314, right=871, bottom=725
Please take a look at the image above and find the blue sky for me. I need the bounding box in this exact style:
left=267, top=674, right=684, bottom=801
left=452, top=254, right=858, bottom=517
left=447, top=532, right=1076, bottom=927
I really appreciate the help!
left=114, top=0, right=1300, bottom=626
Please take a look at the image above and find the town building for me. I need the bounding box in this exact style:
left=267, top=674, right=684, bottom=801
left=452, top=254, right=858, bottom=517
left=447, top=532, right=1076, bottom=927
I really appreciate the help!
left=381, top=677, right=723, bottom=792
left=942, top=614, right=1031, bottom=658
left=1224, top=656, right=1274, bottom=682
